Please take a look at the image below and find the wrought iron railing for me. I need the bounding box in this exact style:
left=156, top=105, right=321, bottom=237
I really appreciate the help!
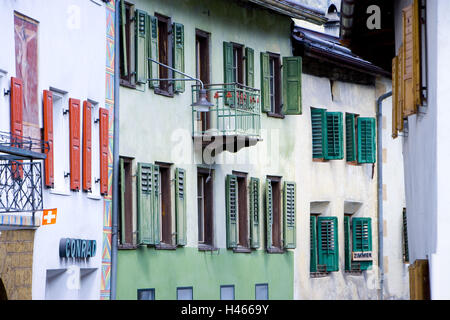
left=191, top=83, right=261, bottom=138
left=0, top=130, right=49, bottom=155
left=0, top=160, right=43, bottom=214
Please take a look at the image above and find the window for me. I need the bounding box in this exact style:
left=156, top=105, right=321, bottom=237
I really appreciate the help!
left=137, top=289, right=155, bottom=300
left=310, top=215, right=339, bottom=274
left=269, top=54, right=281, bottom=115
left=344, top=216, right=373, bottom=272
left=346, top=113, right=376, bottom=164
left=195, top=29, right=211, bottom=132
left=90, top=101, right=101, bottom=197
left=119, top=1, right=135, bottom=87
left=155, top=13, right=173, bottom=96
left=119, top=157, right=134, bottom=247
left=402, top=208, right=410, bottom=263
left=197, top=168, right=214, bottom=248
left=220, top=285, right=235, bottom=300
left=255, top=284, right=268, bottom=300
left=311, top=108, right=343, bottom=161
left=136, top=163, right=186, bottom=247
left=177, top=287, right=193, bottom=300
left=232, top=44, right=244, bottom=85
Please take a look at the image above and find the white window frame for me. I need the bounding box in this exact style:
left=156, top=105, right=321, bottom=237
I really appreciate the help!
left=87, top=99, right=101, bottom=200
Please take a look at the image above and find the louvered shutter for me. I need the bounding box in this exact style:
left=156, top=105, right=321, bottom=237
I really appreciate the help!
left=223, top=42, right=234, bottom=105
left=120, top=158, right=126, bottom=244
left=310, top=216, right=318, bottom=272
left=82, top=101, right=92, bottom=192
left=392, top=57, right=398, bottom=139
left=148, top=15, right=159, bottom=88
left=283, top=182, right=296, bottom=249
left=357, top=117, right=376, bottom=164
left=245, top=47, right=254, bottom=88
left=325, top=112, right=343, bottom=160
left=265, top=179, right=273, bottom=249
left=99, top=108, right=109, bottom=195
left=43, top=90, right=54, bottom=188
left=225, top=174, right=238, bottom=248
left=282, top=56, right=302, bottom=115
left=249, top=177, right=260, bottom=249
left=311, top=108, right=327, bottom=159
left=175, top=168, right=187, bottom=246
left=260, top=52, right=271, bottom=113
left=69, top=98, right=81, bottom=191
left=137, top=163, right=154, bottom=245
left=153, top=165, right=161, bottom=245
left=352, top=217, right=373, bottom=270
left=397, top=45, right=404, bottom=133
left=135, top=9, right=148, bottom=84
left=120, top=0, right=128, bottom=77
left=10, top=77, right=24, bottom=179
left=345, top=113, right=357, bottom=162
left=318, top=216, right=339, bottom=272
left=344, top=216, right=351, bottom=271
left=173, top=23, right=185, bottom=93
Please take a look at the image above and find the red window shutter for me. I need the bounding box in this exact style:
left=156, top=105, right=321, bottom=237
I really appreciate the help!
left=82, top=101, right=92, bottom=192
left=99, top=107, right=109, bottom=196
left=69, top=98, right=81, bottom=191
left=10, top=77, right=24, bottom=179
left=43, top=90, right=54, bottom=188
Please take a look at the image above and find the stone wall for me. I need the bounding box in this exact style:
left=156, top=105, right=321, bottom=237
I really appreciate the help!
left=0, top=230, right=35, bottom=300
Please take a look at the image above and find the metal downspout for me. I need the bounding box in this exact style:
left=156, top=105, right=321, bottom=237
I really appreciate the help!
left=110, top=0, right=120, bottom=300
left=377, top=91, right=392, bottom=300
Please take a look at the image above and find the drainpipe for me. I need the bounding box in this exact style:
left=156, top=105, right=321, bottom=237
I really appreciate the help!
left=110, top=0, right=120, bottom=300
left=376, top=90, right=392, bottom=301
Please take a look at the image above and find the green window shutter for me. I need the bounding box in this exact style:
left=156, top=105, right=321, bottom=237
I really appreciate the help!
left=137, top=163, right=154, bottom=245
left=265, top=179, right=273, bottom=249
left=120, top=158, right=126, bottom=244
left=345, top=113, right=357, bottom=162
left=148, top=15, right=159, bottom=89
left=344, top=216, right=351, bottom=271
left=352, top=217, right=373, bottom=270
left=225, top=174, right=238, bottom=248
left=318, top=216, right=339, bottom=272
left=175, top=168, right=187, bottom=246
left=283, top=182, right=296, bottom=249
left=223, top=42, right=234, bottom=105
left=260, top=52, right=271, bottom=113
left=310, top=216, right=318, bottom=272
left=153, top=165, right=161, bottom=245
left=135, top=9, right=148, bottom=84
left=282, top=56, right=302, bottom=115
left=311, top=108, right=327, bottom=159
left=173, top=23, right=185, bottom=93
left=357, top=117, right=376, bottom=164
left=325, top=112, right=344, bottom=160
left=245, top=47, right=255, bottom=88
left=120, top=0, right=128, bottom=77
left=250, top=177, right=260, bottom=249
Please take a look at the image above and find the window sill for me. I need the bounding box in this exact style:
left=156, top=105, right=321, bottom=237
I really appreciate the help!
left=346, top=161, right=360, bottom=166
left=310, top=272, right=330, bottom=278
left=266, top=247, right=284, bottom=254
left=198, top=244, right=218, bottom=252
left=49, top=188, right=71, bottom=197
left=86, top=193, right=102, bottom=200
left=155, top=243, right=177, bottom=250
left=266, top=112, right=285, bottom=119
left=120, top=80, right=136, bottom=89
left=312, top=158, right=328, bottom=163
left=233, top=246, right=252, bottom=253
left=118, top=244, right=138, bottom=250
left=344, top=270, right=363, bottom=275
left=154, top=88, right=174, bottom=98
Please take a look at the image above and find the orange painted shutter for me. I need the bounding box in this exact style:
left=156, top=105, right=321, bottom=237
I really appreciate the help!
left=43, top=90, right=54, bottom=188
left=99, top=107, right=109, bottom=196
left=69, top=98, right=81, bottom=191
left=10, top=77, right=24, bottom=179
left=82, top=101, right=92, bottom=192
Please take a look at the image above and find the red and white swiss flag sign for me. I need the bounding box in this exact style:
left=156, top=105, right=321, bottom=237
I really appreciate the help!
left=42, top=208, right=58, bottom=225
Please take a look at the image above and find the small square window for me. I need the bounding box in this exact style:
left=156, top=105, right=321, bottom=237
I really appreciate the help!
left=137, top=288, right=155, bottom=300
left=220, top=285, right=235, bottom=300
left=177, top=287, right=193, bottom=300
left=255, top=284, right=268, bottom=300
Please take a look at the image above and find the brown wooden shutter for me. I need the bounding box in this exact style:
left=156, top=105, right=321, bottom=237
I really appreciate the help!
left=397, top=45, right=404, bottom=133
left=99, top=107, right=109, bottom=196
left=10, top=77, right=24, bottom=179
left=82, top=101, right=92, bottom=192
left=69, top=98, right=81, bottom=191
left=43, top=90, right=54, bottom=188
left=392, top=57, right=398, bottom=139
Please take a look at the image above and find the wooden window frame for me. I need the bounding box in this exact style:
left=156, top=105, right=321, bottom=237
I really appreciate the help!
left=155, top=162, right=176, bottom=249
left=232, top=171, right=250, bottom=253
left=231, top=43, right=244, bottom=86
left=119, top=2, right=135, bottom=88
left=267, top=175, right=283, bottom=253
left=154, top=13, right=174, bottom=97
left=195, top=29, right=211, bottom=132
left=266, top=53, right=283, bottom=118
left=197, top=167, right=215, bottom=250
left=119, top=156, right=137, bottom=249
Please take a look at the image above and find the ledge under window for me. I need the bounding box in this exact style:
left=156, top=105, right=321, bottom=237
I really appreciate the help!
left=198, top=244, right=219, bottom=252
left=118, top=243, right=138, bottom=250
left=266, top=112, right=285, bottom=119
left=266, top=247, right=284, bottom=254
left=233, top=246, right=252, bottom=253
left=154, top=88, right=174, bottom=98
left=155, top=243, right=177, bottom=250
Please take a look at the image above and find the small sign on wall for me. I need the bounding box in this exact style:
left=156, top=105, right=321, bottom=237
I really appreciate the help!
left=352, top=251, right=373, bottom=261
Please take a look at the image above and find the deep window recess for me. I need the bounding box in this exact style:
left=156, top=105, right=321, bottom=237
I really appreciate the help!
left=119, top=1, right=135, bottom=87
left=220, top=285, right=235, bottom=300
left=195, top=30, right=211, bottom=132
left=255, top=284, right=268, bottom=300
left=268, top=54, right=281, bottom=115
left=119, top=157, right=135, bottom=247
left=232, top=43, right=244, bottom=85
left=177, top=287, right=193, bottom=300
left=198, top=168, right=214, bottom=249
left=266, top=177, right=282, bottom=252
left=157, top=163, right=174, bottom=247
left=137, top=289, right=155, bottom=300
left=155, top=13, right=173, bottom=96
left=310, top=215, right=339, bottom=274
